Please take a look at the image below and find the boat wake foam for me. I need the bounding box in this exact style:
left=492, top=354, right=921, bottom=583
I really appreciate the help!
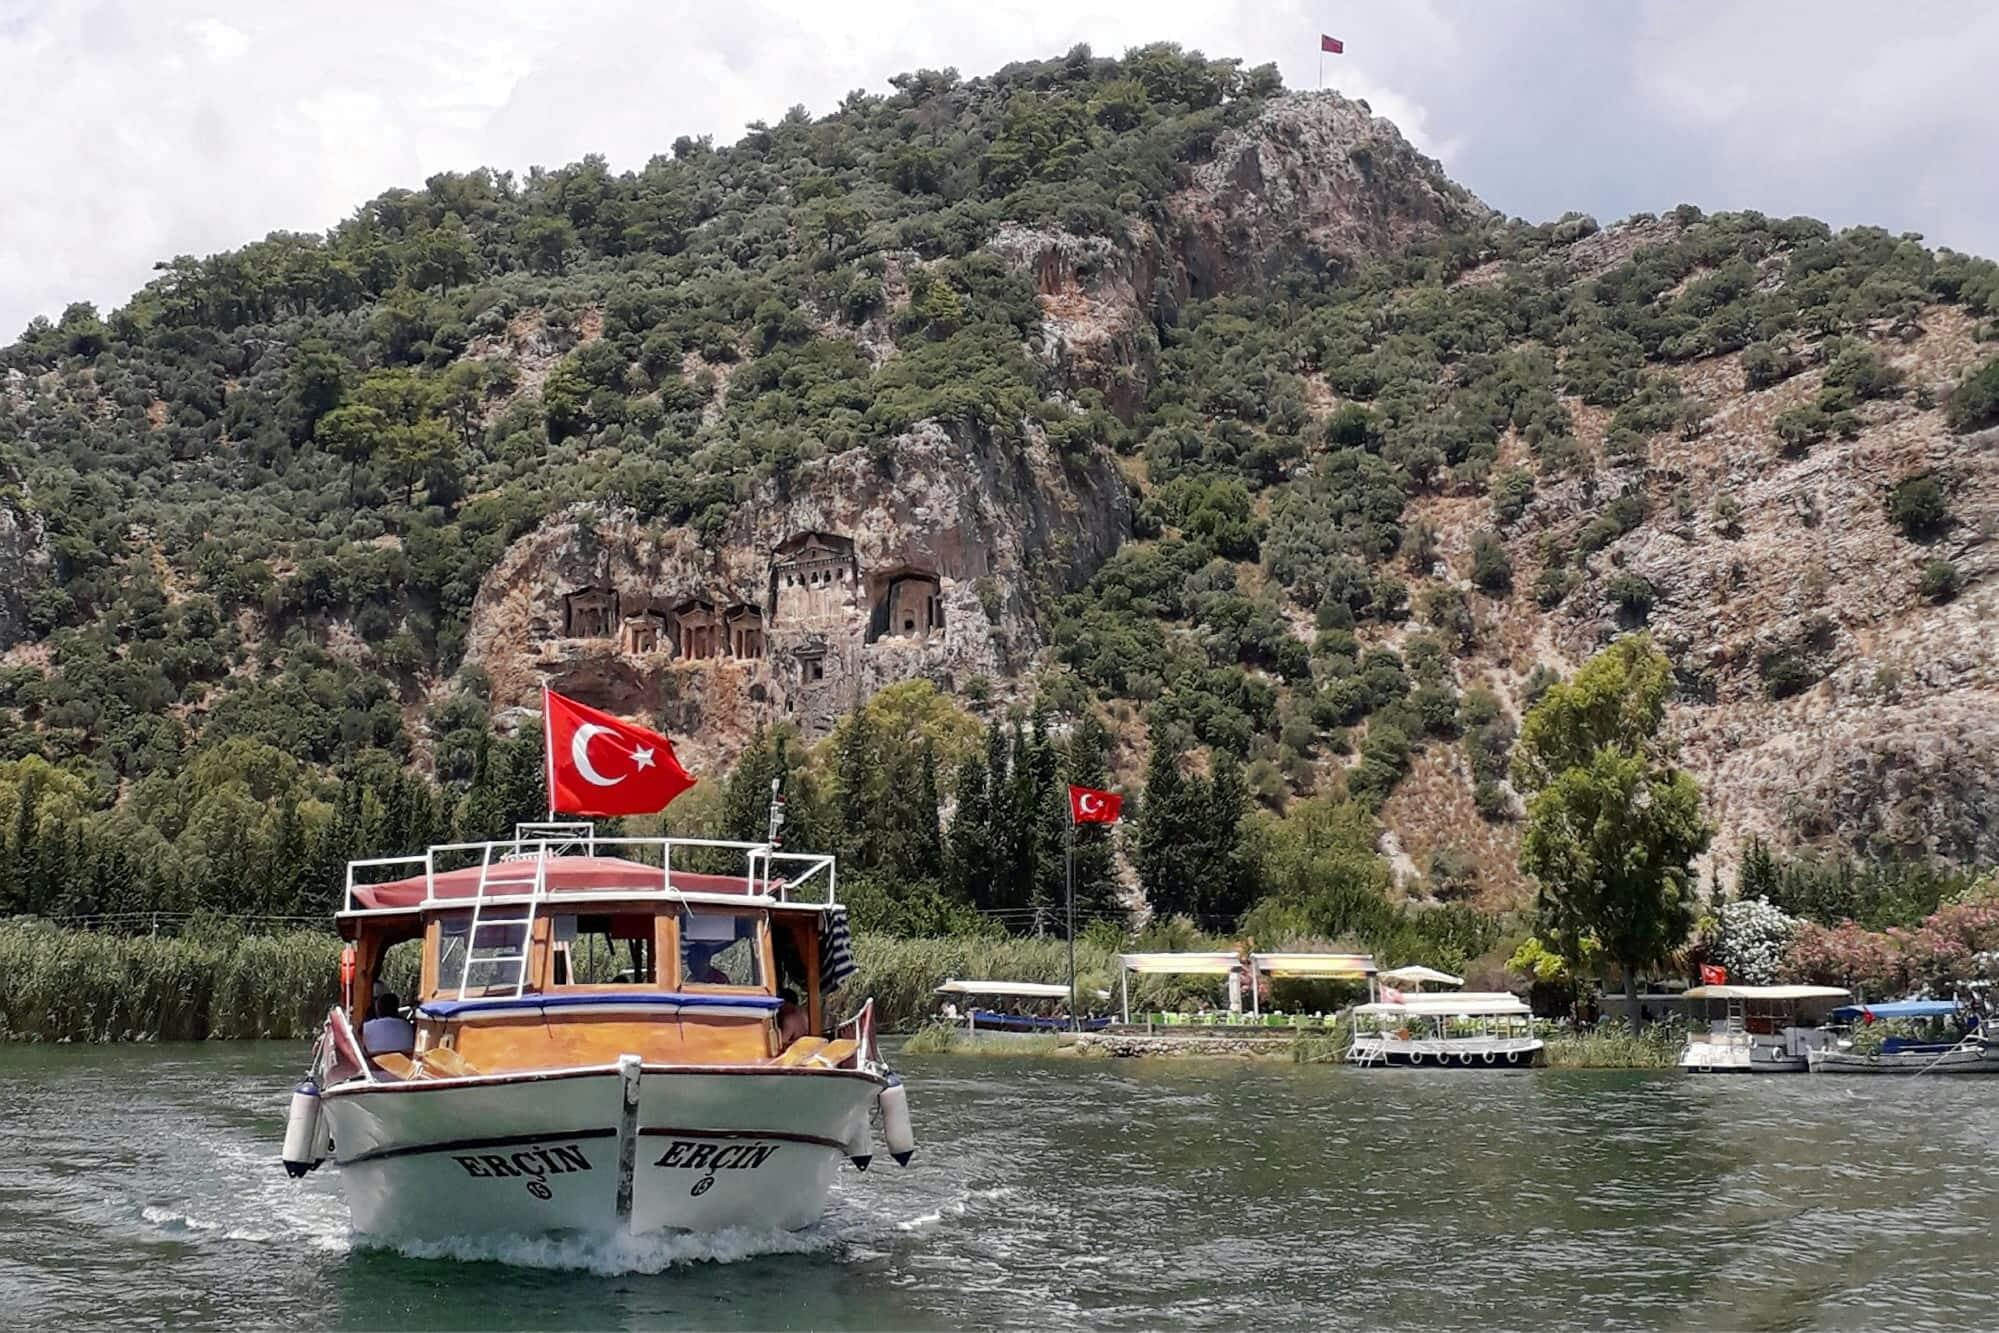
left=373, top=1225, right=834, bottom=1274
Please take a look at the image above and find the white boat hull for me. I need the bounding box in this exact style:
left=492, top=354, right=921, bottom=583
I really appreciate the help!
left=1348, top=1035, right=1543, bottom=1068
left=1807, top=1041, right=1999, bottom=1076
left=322, top=1061, right=884, bottom=1239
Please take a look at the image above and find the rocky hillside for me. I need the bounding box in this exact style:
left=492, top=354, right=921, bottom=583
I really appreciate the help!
left=0, top=43, right=1995, bottom=934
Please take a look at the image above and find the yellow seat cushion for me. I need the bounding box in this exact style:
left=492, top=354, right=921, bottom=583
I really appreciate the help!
left=810, top=1039, right=858, bottom=1068
left=773, top=1037, right=830, bottom=1067
left=371, top=1052, right=414, bottom=1079
left=415, top=1046, right=481, bottom=1079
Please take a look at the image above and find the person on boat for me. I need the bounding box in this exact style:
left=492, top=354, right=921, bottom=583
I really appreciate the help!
left=776, top=988, right=809, bottom=1048
left=361, top=992, right=414, bottom=1057
left=684, top=942, right=730, bottom=986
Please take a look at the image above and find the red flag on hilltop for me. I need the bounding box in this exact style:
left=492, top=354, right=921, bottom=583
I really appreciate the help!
left=544, top=687, right=695, bottom=817
left=1068, top=784, right=1122, bottom=826
left=1321, top=34, right=1344, bottom=55
left=1699, top=963, right=1728, bottom=986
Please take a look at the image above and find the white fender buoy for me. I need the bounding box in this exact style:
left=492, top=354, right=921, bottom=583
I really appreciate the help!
left=282, top=1080, right=325, bottom=1178
left=845, top=1117, right=873, bottom=1171
left=879, top=1075, right=916, bottom=1167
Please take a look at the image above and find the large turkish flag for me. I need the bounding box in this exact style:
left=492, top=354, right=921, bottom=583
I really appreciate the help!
left=543, top=688, right=696, bottom=817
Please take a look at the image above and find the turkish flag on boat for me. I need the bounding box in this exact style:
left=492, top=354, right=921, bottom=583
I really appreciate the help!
left=543, top=688, right=695, bottom=817
left=1320, top=34, right=1344, bottom=54
left=1699, top=963, right=1728, bottom=986
left=1068, top=784, right=1123, bottom=825
left=1380, top=985, right=1405, bottom=1004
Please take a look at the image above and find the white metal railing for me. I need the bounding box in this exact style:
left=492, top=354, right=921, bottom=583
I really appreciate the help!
left=340, top=826, right=841, bottom=918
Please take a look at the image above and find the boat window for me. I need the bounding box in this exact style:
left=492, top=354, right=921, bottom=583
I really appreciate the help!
left=680, top=910, right=764, bottom=989
left=434, top=915, right=529, bottom=995
left=549, top=913, right=656, bottom=986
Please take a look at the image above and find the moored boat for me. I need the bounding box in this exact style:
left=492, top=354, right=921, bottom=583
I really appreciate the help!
left=934, top=979, right=1109, bottom=1033
left=1806, top=999, right=1998, bottom=1075
left=1678, top=984, right=1848, bottom=1072
left=1346, top=992, right=1542, bottom=1068
left=280, top=823, right=914, bottom=1240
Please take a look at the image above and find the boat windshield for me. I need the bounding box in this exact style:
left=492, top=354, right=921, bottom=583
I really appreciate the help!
left=435, top=915, right=527, bottom=994
left=680, top=909, right=764, bottom=989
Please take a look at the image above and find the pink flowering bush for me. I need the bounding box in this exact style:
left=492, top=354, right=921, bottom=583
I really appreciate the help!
left=1784, top=920, right=1901, bottom=993
left=1782, top=898, right=1999, bottom=995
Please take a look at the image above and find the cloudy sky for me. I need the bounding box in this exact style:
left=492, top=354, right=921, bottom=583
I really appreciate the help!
left=4, top=0, right=1995, bottom=336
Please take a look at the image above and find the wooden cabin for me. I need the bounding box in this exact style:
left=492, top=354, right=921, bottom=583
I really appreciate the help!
left=335, top=836, right=857, bottom=1080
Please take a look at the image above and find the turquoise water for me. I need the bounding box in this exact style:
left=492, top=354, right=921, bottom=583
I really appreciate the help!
left=1, top=1042, right=1995, bottom=1329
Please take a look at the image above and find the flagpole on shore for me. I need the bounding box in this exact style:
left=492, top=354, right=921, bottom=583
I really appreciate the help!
left=1065, top=816, right=1077, bottom=1032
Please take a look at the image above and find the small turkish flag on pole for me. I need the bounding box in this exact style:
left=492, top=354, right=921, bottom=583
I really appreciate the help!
left=543, top=687, right=696, bottom=817
left=1320, top=34, right=1344, bottom=54
left=1699, top=963, right=1728, bottom=986
left=1067, top=784, right=1123, bottom=825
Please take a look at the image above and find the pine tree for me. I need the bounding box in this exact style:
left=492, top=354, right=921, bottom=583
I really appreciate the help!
left=946, top=751, right=995, bottom=909
left=887, top=742, right=945, bottom=882
left=1134, top=743, right=1195, bottom=920
left=720, top=727, right=777, bottom=843
left=6, top=771, right=41, bottom=915
left=831, top=709, right=878, bottom=869
left=264, top=793, right=305, bottom=916
left=1197, top=750, right=1256, bottom=927
left=1737, top=837, right=1778, bottom=901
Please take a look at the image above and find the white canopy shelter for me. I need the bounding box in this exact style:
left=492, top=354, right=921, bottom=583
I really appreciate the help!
left=1247, top=952, right=1377, bottom=1016
left=1681, top=985, right=1850, bottom=1002
left=936, top=978, right=1076, bottom=1032
left=1355, top=991, right=1529, bottom=1018
left=1378, top=965, right=1464, bottom=990
left=935, top=979, right=1073, bottom=999
left=1116, top=952, right=1243, bottom=1023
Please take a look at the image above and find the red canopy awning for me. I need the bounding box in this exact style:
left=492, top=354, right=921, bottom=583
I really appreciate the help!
left=346, top=855, right=776, bottom=912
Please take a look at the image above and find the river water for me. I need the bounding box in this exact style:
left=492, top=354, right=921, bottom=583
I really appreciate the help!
left=1, top=1042, right=1994, bottom=1330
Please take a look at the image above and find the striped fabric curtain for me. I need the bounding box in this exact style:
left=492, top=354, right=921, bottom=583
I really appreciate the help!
left=819, top=908, right=855, bottom=989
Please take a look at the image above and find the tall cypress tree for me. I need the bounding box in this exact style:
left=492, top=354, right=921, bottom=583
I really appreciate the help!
left=720, top=727, right=777, bottom=843
left=1134, top=742, right=1194, bottom=920
left=888, top=741, right=945, bottom=883
left=1198, top=751, right=1256, bottom=928
left=831, top=710, right=878, bottom=869
left=946, top=751, right=995, bottom=909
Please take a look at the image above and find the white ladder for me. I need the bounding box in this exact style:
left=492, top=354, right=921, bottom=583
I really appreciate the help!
left=457, top=841, right=548, bottom=999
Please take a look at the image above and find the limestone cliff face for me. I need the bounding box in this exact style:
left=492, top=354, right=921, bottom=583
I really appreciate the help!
left=465, top=420, right=1128, bottom=768
left=0, top=493, right=51, bottom=651
left=1168, top=91, right=1491, bottom=295
left=1405, top=296, right=1999, bottom=885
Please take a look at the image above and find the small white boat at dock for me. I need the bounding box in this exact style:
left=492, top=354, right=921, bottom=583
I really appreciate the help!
left=1347, top=992, right=1542, bottom=1068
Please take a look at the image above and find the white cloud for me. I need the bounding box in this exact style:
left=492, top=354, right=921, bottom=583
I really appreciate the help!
left=0, top=0, right=1992, bottom=336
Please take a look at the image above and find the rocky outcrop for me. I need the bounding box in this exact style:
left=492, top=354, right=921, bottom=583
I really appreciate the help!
left=1167, top=91, right=1491, bottom=295
left=464, top=420, right=1128, bottom=767
left=987, top=221, right=1162, bottom=420
left=0, top=493, right=51, bottom=651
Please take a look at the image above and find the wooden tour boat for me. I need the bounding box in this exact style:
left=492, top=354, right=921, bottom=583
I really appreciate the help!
left=280, top=822, right=915, bottom=1240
